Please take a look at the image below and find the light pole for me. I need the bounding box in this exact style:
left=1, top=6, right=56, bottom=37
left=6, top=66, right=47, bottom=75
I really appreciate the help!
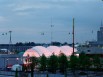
left=72, top=18, right=75, bottom=55
left=16, top=58, right=19, bottom=64
left=4, top=58, right=5, bottom=70
left=50, top=18, right=54, bottom=45
left=8, top=31, right=12, bottom=53
left=6, top=58, right=8, bottom=66
left=6, top=58, right=9, bottom=70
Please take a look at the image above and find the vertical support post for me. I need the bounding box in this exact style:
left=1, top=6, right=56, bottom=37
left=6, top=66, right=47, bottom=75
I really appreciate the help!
left=8, top=31, right=12, bottom=53
left=73, top=18, right=75, bottom=55
left=51, top=18, right=54, bottom=45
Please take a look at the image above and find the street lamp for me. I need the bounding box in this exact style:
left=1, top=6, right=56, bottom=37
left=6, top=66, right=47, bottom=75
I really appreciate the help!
left=6, top=58, right=8, bottom=66
left=8, top=31, right=12, bottom=53
left=16, top=58, right=19, bottom=64
left=6, top=58, right=9, bottom=70
left=72, top=18, right=75, bottom=55
left=50, top=18, right=54, bottom=45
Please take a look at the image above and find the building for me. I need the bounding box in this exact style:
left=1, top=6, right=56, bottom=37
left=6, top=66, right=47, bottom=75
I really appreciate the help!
left=97, top=25, right=103, bottom=44
left=0, top=54, right=23, bottom=69
left=77, top=24, right=103, bottom=56
left=0, top=44, right=33, bottom=53
left=23, top=46, right=77, bottom=57
left=88, top=23, right=103, bottom=46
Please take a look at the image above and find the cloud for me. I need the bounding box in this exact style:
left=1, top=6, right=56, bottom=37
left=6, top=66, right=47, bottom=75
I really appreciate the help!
left=16, top=12, right=29, bottom=16
left=0, top=16, right=7, bottom=22
left=11, top=0, right=99, bottom=12
left=0, top=0, right=102, bottom=43
left=10, top=0, right=72, bottom=12
left=12, top=3, right=50, bottom=12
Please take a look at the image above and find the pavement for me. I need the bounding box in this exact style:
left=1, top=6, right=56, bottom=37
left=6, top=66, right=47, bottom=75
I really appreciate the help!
left=0, top=75, right=13, bottom=77
left=0, top=70, right=103, bottom=77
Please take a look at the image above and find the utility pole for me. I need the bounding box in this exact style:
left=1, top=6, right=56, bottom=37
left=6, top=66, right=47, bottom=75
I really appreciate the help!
left=51, top=18, right=54, bottom=45
left=9, top=31, right=12, bottom=44
left=8, top=31, right=12, bottom=53
left=73, top=18, right=75, bottom=55
left=101, top=20, right=103, bottom=27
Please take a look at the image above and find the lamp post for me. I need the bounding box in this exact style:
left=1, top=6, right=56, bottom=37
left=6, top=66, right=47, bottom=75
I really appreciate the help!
left=72, top=18, right=75, bottom=55
left=16, top=58, right=19, bottom=64
left=4, top=58, right=5, bottom=70
left=6, top=58, right=9, bottom=70
left=8, top=31, right=12, bottom=54
left=50, top=18, right=54, bottom=45
left=6, top=58, right=8, bottom=66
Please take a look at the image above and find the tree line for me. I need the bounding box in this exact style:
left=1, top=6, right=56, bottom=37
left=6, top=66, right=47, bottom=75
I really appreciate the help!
left=21, top=52, right=103, bottom=77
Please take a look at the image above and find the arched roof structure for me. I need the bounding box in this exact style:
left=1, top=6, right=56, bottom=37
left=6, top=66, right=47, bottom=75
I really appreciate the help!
left=32, top=46, right=52, bottom=57
left=23, top=46, right=77, bottom=58
left=23, top=49, right=40, bottom=57
left=60, top=46, right=77, bottom=56
left=47, top=46, right=61, bottom=56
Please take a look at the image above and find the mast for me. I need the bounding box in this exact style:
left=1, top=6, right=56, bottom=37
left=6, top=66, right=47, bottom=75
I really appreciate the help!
left=73, top=18, right=75, bottom=55
left=51, top=18, right=54, bottom=45
left=101, top=20, right=103, bottom=27
left=9, top=31, right=12, bottom=53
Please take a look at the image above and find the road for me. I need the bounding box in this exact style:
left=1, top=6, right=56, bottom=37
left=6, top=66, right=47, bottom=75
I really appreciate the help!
left=0, top=75, right=13, bottom=77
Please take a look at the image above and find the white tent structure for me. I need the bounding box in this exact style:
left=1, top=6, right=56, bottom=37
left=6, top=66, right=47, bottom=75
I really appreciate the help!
left=23, top=46, right=77, bottom=58
left=11, top=64, right=22, bottom=71
left=60, top=46, right=77, bottom=56
left=32, top=46, right=52, bottom=57
left=47, top=46, right=61, bottom=56
left=23, top=49, right=40, bottom=57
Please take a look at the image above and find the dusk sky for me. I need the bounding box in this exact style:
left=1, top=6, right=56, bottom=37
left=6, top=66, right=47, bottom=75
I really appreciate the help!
left=0, top=0, right=103, bottom=44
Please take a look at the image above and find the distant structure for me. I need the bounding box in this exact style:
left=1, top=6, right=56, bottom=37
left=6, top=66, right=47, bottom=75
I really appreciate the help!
left=72, top=18, right=75, bottom=55
left=9, top=31, right=12, bottom=45
left=8, top=31, right=12, bottom=53
left=77, top=22, right=103, bottom=56
left=50, top=18, right=54, bottom=45
left=89, top=22, right=103, bottom=46
left=97, top=21, right=103, bottom=44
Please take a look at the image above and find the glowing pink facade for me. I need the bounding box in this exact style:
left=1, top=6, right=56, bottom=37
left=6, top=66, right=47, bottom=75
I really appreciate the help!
left=23, top=46, right=77, bottom=57
left=47, top=46, right=61, bottom=56
left=60, top=46, right=77, bottom=56
left=23, top=49, right=40, bottom=57
left=32, top=46, right=52, bottom=57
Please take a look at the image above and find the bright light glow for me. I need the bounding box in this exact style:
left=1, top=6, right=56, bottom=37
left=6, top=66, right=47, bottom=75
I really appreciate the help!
left=32, top=46, right=52, bottom=57
left=23, top=49, right=40, bottom=57
left=60, top=46, right=77, bottom=56
left=23, top=46, right=77, bottom=58
left=47, top=46, right=61, bottom=56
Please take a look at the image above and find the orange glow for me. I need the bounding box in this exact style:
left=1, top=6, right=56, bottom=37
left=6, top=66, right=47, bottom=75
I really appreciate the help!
left=23, top=49, right=40, bottom=57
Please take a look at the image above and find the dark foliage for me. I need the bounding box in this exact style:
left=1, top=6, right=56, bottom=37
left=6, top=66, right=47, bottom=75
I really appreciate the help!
left=58, top=53, right=68, bottom=73
left=47, top=54, right=58, bottom=73
left=39, top=54, right=47, bottom=71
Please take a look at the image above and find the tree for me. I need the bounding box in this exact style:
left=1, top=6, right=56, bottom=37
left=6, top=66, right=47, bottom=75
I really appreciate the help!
left=47, top=53, right=58, bottom=73
left=70, top=54, right=78, bottom=70
left=78, top=52, right=91, bottom=77
left=69, top=54, right=79, bottom=76
left=85, top=56, right=91, bottom=70
left=79, top=52, right=87, bottom=70
left=46, top=73, right=49, bottom=77
left=58, top=53, right=68, bottom=73
left=15, top=68, right=18, bottom=77
left=30, top=57, right=38, bottom=77
left=93, top=55, right=101, bottom=70
left=39, top=54, right=47, bottom=71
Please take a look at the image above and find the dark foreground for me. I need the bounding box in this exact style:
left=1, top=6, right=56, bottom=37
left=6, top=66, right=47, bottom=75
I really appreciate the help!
left=0, top=70, right=103, bottom=77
